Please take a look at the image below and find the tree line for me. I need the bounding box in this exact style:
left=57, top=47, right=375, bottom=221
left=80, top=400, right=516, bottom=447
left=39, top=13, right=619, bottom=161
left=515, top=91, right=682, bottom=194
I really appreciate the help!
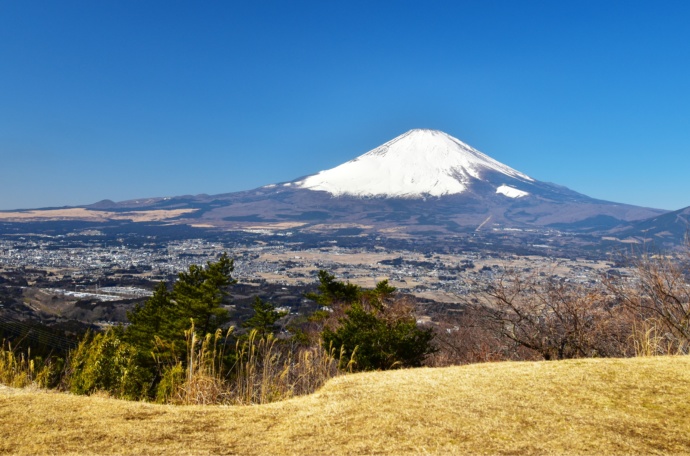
left=2, top=253, right=434, bottom=403
left=3, top=246, right=690, bottom=404
left=432, top=247, right=690, bottom=365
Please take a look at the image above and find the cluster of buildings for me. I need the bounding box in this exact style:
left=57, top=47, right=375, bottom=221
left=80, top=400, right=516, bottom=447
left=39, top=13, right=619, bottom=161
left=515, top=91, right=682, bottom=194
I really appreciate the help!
left=0, top=234, right=618, bottom=304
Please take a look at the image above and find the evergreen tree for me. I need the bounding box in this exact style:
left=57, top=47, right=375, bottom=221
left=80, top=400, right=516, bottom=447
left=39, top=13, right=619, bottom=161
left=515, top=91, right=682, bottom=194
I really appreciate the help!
left=309, top=270, right=436, bottom=371
left=125, top=281, right=176, bottom=353
left=173, top=252, right=235, bottom=336
left=125, top=252, right=236, bottom=356
left=322, top=302, right=435, bottom=371
left=306, top=270, right=361, bottom=306
left=242, top=297, right=286, bottom=339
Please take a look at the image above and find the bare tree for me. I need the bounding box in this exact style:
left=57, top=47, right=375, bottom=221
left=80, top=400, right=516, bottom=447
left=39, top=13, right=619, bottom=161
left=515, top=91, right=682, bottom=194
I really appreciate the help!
left=471, top=269, right=631, bottom=360
left=605, top=248, right=690, bottom=354
left=429, top=306, right=533, bottom=366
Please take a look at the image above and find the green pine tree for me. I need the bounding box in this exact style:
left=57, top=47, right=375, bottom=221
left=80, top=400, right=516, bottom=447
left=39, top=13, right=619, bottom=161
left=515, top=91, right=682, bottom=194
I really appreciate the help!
left=125, top=252, right=236, bottom=358
left=306, top=270, right=361, bottom=306
left=125, top=281, right=176, bottom=353
left=242, top=297, right=286, bottom=339
left=173, top=252, right=236, bottom=336
left=309, top=270, right=436, bottom=371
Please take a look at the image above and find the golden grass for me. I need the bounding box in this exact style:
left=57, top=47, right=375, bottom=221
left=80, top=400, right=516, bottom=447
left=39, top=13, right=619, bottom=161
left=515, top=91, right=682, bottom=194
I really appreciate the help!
left=159, top=328, right=341, bottom=405
left=0, top=208, right=196, bottom=222
left=0, top=345, right=52, bottom=388
left=2, top=356, right=690, bottom=455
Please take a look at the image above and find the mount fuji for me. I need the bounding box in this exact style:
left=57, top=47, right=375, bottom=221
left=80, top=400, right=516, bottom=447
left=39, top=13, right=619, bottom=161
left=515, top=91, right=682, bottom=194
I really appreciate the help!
left=295, top=129, right=534, bottom=199
left=2, top=129, right=669, bottom=243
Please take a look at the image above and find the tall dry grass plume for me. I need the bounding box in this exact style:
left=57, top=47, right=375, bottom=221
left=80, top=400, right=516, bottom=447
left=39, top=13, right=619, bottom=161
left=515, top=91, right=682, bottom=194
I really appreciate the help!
left=171, top=325, right=235, bottom=405
left=630, top=319, right=686, bottom=357
left=605, top=244, right=690, bottom=356
left=0, top=340, right=54, bottom=388
left=231, top=330, right=346, bottom=405
left=157, top=323, right=347, bottom=405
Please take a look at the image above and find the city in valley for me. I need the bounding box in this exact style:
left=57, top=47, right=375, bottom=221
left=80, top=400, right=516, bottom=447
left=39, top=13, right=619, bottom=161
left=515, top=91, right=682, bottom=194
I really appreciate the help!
left=0, top=223, right=630, bottom=335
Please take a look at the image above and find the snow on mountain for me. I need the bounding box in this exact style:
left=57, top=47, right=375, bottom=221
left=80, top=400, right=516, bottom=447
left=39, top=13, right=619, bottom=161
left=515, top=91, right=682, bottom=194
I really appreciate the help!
left=496, top=185, right=529, bottom=198
left=296, top=129, right=533, bottom=198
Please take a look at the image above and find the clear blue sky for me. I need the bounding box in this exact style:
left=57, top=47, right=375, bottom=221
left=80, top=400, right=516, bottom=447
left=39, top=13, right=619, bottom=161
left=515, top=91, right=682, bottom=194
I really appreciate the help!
left=1, top=1, right=689, bottom=211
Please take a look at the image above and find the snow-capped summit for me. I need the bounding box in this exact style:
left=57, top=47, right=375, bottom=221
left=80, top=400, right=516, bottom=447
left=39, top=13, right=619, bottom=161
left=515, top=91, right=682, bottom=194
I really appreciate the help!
left=296, top=129, right=533, bottom=198
left=65, top=128, right=666, bottom=239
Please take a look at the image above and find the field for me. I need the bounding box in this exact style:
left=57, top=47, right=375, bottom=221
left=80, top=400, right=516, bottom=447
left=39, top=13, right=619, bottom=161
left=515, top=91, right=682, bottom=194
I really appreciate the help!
left=251, top=248, right=613, bottom=300
left=2, top=356, right=689, bottom=455
left=0, top=208, right=197, bottom=222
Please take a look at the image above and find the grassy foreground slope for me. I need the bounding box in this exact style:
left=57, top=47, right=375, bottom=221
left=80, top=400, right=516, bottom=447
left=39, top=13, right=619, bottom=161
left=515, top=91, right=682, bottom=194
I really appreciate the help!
left=2, top=357, right=690, bottom=455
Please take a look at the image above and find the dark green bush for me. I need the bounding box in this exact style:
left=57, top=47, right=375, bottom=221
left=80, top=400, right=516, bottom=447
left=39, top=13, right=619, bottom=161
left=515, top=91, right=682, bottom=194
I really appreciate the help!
left=310, top=271, right=436, bottom=371
left=67, top=330, right=152, bottom=400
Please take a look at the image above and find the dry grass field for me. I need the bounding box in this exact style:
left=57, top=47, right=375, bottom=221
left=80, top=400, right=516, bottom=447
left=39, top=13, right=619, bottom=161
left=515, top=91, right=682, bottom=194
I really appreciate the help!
left=2, top=356, right=690, bottom=455
left=0, top=208, right=196, bottom=222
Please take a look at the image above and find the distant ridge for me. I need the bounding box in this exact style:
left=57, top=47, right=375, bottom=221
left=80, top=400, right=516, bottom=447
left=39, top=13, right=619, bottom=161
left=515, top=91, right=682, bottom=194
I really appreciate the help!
left=0, top=128, right=673, bottom=244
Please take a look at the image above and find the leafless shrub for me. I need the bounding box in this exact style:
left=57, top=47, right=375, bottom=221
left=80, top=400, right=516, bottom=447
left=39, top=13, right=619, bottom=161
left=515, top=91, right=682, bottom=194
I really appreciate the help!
left=467, top=269, right=632, bottom=361
left=429, top=307, right=537, bottom=366
left=605, top=247, right=690, bottom=355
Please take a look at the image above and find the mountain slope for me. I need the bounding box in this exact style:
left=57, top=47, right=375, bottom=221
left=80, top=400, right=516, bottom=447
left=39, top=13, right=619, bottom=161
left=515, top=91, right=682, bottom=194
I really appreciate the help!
left=0, top=129, right=669, bottom=239
left=607, top=205, right=690, bottom=246
left=154, top=129, right=662, bottom=233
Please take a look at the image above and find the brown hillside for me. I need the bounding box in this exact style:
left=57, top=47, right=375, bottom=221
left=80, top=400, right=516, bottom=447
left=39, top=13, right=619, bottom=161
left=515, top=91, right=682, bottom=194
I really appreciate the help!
left=2, top=356, right=690, bottom=455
